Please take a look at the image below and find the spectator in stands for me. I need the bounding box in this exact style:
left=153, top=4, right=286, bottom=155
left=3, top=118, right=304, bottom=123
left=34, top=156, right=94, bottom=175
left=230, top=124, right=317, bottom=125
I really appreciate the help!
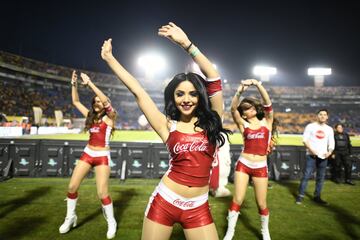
left=0, top=113, right=7, bottom=125
left=102, top=22, right=230, bottom=240
left=333, top=123, right=355, bottom=185
left=224, top=79, right=275, bottom=240
left=296, top=109, right=335, bottom=205
left=59, top=71, right=118, bottom=239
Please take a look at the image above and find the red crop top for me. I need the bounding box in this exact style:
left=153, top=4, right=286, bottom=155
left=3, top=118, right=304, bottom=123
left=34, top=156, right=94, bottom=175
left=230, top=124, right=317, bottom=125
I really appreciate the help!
left=88, top=121, right=112, bottom=148
left=242, top=121, right=270, bottom=156
left=166, top=121, right=216, bottom=187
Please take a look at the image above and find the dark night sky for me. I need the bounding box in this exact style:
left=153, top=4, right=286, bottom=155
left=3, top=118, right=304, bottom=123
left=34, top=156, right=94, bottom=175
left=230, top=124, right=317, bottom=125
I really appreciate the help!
left=1, top=0, right=359, bottom=86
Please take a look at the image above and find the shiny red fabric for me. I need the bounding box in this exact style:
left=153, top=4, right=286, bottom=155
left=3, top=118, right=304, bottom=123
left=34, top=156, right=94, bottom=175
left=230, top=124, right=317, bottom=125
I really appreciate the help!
left=259, top=207, right=269, bottom=216
left=146, top=193, right=213, bottom=229
left=235, top=161, right=268, bottom=178
left=166, top=130, right=216, bottom=187
left=209, top=152, right=219, bottom=190
left=243, top=126, right=270, bottom=155
left=229, top=201, right=241, bottom=212
left=205, top=79, right=222, bottom=97
left=67, top=192, right=78, bottom=199
left=88, top=121, right=111, bottom=147
left=263, top=105, right=273, bottom=113
left=101, top=196, right=112, bottom=205
left=79, top=152, right=109, bottom=166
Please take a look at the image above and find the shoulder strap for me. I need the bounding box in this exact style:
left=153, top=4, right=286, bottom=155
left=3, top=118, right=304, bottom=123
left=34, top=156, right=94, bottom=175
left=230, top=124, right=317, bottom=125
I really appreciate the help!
left=169, top=120, right=177, bottom=132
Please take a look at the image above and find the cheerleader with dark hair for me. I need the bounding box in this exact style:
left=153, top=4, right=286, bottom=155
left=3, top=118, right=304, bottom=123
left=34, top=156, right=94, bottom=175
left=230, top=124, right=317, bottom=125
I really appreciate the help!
left=224, top=79, right=275, bottom=240
left=59, top=71, right=117, bottom=239
left=101, top=22, right=230, bottom=240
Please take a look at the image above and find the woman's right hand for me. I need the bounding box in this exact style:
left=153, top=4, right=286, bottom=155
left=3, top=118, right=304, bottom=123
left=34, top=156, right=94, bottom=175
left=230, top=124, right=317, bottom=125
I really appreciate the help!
left=71, top=70, right=78, bottom=86
left=237, top=82, right=249, bottom=93
left=101, top=38, right=113, bottom=61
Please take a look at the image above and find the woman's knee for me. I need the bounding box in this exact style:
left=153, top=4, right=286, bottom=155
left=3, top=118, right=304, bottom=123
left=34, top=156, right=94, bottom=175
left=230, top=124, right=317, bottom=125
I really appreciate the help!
left=97, top=188, right=109, bottom=199
left=256, top=200, right=267, bottom=210
left=68, top=182, right=79, bottom=193
left=233, top=195, right=245, bottom=205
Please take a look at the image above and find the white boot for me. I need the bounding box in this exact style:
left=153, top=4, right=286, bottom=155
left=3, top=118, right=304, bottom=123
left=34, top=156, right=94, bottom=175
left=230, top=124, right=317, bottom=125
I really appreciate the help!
left=103, top=202, right=117, bottom=239
left=223, top=210, right=240, bottom=240
left=59, top=198, right=78, bottom=234
left=214, top=187, right=232, bottom=197
left=260, top=214, right=271, bottom=240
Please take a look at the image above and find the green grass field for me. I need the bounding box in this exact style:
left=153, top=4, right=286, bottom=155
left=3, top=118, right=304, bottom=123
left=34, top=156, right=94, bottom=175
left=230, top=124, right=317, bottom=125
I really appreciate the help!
left=0, top=178, right=359, bottom=240
left=20, top=130, right=360, bottom=146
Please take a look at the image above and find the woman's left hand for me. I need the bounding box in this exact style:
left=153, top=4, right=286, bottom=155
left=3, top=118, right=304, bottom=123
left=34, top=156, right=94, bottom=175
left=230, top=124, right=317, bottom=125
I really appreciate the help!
left=80, top=73, right=91, bottom=85
left=158, top=22, right=191, bottom=49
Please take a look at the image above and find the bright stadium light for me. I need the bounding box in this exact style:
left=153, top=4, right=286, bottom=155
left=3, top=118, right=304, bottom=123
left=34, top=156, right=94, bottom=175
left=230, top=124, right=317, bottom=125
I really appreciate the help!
left=308, top=68, right=332, bottom=76
left=138, top=53, right=166, bottom=80
left=307, top=67, right=332, bottom=87
left=253, top=66, right=277, bottom=82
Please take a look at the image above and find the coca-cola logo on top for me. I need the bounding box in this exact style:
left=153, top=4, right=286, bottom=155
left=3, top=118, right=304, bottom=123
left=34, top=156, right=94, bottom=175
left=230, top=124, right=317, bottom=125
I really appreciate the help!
left=173, top=140, right=208, bottom=154
left=315, top=130, right=325, bottom=139
left=246, top=132, right=265, bottom=139
left=90, top=127, right=100, bottom=133
left=173, top=199, right=195, bottom=208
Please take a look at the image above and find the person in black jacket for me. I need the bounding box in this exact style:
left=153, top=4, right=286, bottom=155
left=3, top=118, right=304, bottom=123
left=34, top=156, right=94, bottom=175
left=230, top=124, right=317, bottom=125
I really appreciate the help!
left=333, top=123, right=355, bottom=185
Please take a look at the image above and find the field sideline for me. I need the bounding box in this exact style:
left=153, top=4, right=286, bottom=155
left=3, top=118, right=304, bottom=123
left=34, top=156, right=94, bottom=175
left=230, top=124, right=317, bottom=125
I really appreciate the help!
left=0, top=178, right=359, bottom=240
left=20, top=130, right=360, bottom=146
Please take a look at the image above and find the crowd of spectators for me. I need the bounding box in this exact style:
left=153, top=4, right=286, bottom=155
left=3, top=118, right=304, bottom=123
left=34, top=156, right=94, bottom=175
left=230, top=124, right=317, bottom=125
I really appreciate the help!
left=1, top=51, right=359, bottom=135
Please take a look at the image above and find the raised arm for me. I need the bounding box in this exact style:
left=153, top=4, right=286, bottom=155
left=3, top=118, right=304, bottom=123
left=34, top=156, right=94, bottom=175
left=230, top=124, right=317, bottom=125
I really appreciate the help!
left=158, top=22, right=223, bottom=117
left=80, top=73, right=116, bottom=120
left=245, top=79, right=273, bottom=126
left=101, top=39, right=168, bottom=142
left=71, top=70, right=89, bottom=117
left=230, top=83, right=249, bottom=133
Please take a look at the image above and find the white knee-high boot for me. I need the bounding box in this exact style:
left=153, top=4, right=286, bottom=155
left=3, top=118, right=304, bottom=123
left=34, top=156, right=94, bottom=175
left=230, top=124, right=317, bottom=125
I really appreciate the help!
left=59, top=197, right=78, bottom=234
left=260, top=214, right=271, bottom=240
left=223, top=210, right=240, bottom=240
left=102, top=202, right=117, bottom=239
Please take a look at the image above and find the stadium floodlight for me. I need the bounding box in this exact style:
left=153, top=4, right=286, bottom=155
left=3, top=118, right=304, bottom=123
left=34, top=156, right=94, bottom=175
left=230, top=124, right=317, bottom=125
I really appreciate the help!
left=307, top=68, right=332, bottom=76
left=138, top=53, right=166, bottom=80
left=253, top=66, right=277, bottom=82
left=307, top=67, right=332, bottom=87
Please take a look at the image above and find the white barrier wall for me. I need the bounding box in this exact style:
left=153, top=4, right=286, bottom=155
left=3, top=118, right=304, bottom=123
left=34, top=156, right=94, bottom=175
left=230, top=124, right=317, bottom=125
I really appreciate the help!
left=0, top=127, right=81, bottom=137
left=0, top=127, right=23, bottom=137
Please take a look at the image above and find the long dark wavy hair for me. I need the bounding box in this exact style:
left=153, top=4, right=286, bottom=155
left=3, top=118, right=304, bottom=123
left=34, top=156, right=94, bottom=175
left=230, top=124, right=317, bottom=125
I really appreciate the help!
left=237, top=97, right=278, bottom=138
left=164, top=72, right=231, bottom=147
left=84, top=96, right=116, bottom=136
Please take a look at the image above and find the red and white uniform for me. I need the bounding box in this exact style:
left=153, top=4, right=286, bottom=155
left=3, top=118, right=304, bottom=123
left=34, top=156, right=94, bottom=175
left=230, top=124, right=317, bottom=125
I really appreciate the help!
left=209, top=132, right=231, bottom=192
left=145, top=182, right=213, bottom=229
left=236, top=120, right=270, bottom=177
left=88, top=121, right=112, bottom=148
left=242, top=120, right=270, bottom=156
left=145, top=121, right=216, bottom=228
left=165, top=121, right=216, bottom=187
left=79, top=120, right=112, bottom=166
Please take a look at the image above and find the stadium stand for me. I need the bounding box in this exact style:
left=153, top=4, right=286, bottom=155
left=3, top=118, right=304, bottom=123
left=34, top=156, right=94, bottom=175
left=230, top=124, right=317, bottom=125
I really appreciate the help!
left=1, top=50, right=359, bottom=135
